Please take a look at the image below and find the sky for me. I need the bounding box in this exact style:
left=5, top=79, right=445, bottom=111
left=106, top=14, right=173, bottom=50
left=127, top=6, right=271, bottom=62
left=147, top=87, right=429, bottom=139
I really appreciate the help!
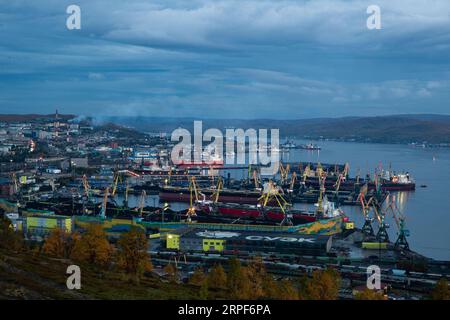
left=0, top=0, right=450, bottom=119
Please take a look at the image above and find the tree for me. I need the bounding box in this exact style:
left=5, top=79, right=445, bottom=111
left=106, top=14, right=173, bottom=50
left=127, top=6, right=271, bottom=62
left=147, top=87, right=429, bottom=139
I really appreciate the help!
left=354, top=288, right=387, bottom=300
left=207, top=264, right=227, bottom=289
left=430, top=278, right=450, bottom=300
left=0, top=215, right=23, bottom=252
left=164, top=263, right=178, bottom=283
left=299, top=268, right=341, bottom=300
left=70, top=224, right=112, bottom=267
left=42, top=228, right=67, bottom=257
left=189, top=267, right=207, bottom=286
left=199, top=277, right=209, bottom=300
left=245, top=257, right=266, bottom=298
left=261, top=274, right=280, bottom=299
left=276, top=279, right=300, bottom=300
left=116, top=227, right=152, bottom=279
left=227, top=258, right=252, bottom=299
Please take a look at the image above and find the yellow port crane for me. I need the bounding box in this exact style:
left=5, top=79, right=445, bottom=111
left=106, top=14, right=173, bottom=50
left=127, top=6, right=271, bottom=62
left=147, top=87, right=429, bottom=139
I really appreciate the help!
left=186, top=176, right=199, bottom=222
left=279, top=162, right=291, bottom=185
left=258, top=180, right=291, bottom=225
left=111, top=171, right=121, bottom=197
left=212, top=176, right=223, bottom=203
left=289, top=172, right=297, bottom=192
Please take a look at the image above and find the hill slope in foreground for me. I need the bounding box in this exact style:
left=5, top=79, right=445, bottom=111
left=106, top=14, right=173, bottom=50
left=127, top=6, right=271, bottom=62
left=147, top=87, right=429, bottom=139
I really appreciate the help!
left=0, top=248, right=209, bottom=300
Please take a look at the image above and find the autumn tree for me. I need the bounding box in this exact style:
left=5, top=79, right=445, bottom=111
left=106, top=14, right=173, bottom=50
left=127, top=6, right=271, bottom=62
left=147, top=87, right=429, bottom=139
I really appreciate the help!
left=42, top=228, right=67, bottom=257
left=70, top=224, right=113, bottom=267
left=430, top=278, right=450, bottom=300
left=0, top=215, right=23, bottom=252
left=299, top=268, right=341, bottom=300
left=199, top=276, right=209, bottom=300
left=261, top=274, right=280, bottom=299
left=207, top=264, right=227, bottom=289
left=164, top=263, right=178, bottom=283
left=354, top=288, right=387, bottom=300
left=245, top=257, right=266, bottom=298
left=189, top=267, right=207, bottom=286
left=276, top=279, right=300, bottom=300
left=116, top=227, right=152, bottom=279
left=227, top=258, right=252, bottom=299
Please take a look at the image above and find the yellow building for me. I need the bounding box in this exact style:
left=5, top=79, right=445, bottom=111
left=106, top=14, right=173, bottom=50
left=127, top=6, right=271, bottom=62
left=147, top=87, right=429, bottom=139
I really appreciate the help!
left=24, top=214, right=72, bottom=236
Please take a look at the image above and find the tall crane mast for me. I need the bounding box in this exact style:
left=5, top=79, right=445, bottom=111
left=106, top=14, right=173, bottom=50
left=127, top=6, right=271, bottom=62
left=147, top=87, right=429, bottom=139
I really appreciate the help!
left=358, top=190, right=375, bottom=237
left=138, top=190, right=146, bottom=217
left=100, top=187, right=109, bottom=219
left=386, top=201, right=410, bottom=250
left=373, top=204, right=390, bottom=243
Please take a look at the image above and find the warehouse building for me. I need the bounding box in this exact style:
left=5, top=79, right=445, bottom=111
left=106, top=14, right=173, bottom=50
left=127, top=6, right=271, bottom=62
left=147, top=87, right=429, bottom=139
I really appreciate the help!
left=22, top=213, right=72, bottom=237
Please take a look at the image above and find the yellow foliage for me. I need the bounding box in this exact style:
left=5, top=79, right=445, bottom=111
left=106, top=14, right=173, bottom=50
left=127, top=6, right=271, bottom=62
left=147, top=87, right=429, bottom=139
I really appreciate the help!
left=70, top=224, right=113, bottom=267
left=42, top=228, right=67, bottom=257
left=354, top=288, right=387, bottom=300
left=299, top=268, right=341, bottom=300
left=116, top=227, right=152, bottom=277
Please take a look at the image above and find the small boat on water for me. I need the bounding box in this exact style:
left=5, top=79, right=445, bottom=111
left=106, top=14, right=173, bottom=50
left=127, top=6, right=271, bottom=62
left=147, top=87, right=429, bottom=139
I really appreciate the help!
left=299, top=143, right=321, bottom=150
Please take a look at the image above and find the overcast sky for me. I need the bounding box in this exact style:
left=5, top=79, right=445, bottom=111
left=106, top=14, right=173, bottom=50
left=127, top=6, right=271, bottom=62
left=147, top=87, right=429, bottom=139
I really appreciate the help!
left=0, top=0, right=450, bottom=119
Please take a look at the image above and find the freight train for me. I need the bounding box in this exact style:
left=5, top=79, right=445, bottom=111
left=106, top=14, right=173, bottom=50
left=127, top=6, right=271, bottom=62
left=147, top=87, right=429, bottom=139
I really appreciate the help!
left=163, top=227, right=333, bottom=257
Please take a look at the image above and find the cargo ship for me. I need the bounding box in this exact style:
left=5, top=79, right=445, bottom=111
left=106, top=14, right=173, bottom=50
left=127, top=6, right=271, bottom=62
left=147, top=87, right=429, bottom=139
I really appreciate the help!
left=302, top=175, right=415, bottom=191
left=159, top=185, right=264, bottom=204
left=194, top=192, right=346, bottom=226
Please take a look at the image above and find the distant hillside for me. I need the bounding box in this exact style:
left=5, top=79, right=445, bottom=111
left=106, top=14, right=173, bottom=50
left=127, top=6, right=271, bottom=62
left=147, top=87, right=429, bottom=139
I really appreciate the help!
left=0, top=114, right=75, bottom=122
left=107, top=114, right=450, bottom=144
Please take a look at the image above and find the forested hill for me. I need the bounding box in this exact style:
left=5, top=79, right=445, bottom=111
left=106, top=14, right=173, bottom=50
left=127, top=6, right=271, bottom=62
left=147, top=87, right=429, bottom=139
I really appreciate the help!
left=108, top=114, right=450, bottom=144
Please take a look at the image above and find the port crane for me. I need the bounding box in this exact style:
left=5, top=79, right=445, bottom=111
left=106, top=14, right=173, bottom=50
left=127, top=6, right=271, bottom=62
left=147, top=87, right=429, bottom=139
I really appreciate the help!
left=279, top=162, right=290, bottom=185
left=386, top=201, right=410, bottom=250
left=372, top=203, right=390, bottom=243
left=111, top=171, right=121, bottom=197
left=123, top=180, right=129, bottom=207
left=358, top=187, right=375, bottom=237
left=252, top=169, right=261, bottom=191
left=315, top=175, right=327, bottom=216
left=258, top=180, right=292, bottom=226
left=100, top=187, right=109, bottom=219
left=186, top=176, right=198, bottom=222
left=332, top=173, right=345, bottom=205
left=212, top=176, right=223, bottom=203
left=138, top=190, right=146, bottom=218
left=288, top=172, right=297, bottom=193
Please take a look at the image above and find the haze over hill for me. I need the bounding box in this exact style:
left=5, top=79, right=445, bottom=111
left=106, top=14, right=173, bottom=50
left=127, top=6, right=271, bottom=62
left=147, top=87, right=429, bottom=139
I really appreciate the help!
left=106, top=114, right=450, bottom=144
left=1, top=113, right=449, bottom=144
